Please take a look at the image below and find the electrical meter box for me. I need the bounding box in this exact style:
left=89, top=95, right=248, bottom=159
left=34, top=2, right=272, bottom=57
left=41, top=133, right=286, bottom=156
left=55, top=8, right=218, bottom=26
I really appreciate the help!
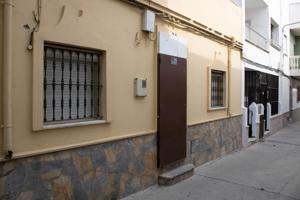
left=134, top=78, right=147, bottom=97
left=142, top=10, right=155, bottom=33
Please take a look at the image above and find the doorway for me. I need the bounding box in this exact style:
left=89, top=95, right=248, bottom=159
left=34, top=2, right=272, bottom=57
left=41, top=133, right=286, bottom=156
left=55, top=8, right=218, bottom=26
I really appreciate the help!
left=157, top=53, right=187, bottom=168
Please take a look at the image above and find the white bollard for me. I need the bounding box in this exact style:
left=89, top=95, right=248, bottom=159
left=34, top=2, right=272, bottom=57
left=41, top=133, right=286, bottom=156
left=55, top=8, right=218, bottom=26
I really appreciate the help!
left=249, top=102, right=258, bottom=138
left=266, top=103, right=271, bottom=131
left=242, top=107, right=249, bottom=147
left=257, top=103, right=265, bottom=139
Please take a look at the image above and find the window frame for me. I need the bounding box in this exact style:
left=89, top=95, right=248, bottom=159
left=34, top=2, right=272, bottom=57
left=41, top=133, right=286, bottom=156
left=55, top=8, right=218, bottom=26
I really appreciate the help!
left=32, top=33, right=112, bottom=131
left=43, top=42, right=103, bottom=126
left=270, top=18, right=280, bottom=50
left=208, top=67, right=227, bottom=111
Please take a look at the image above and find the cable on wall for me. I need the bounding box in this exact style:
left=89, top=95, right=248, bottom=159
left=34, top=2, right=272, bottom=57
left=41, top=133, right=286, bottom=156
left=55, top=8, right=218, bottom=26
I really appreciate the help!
left=119, top=0, right=242, bottom=50
left=27, top=0, right=42, bottom=51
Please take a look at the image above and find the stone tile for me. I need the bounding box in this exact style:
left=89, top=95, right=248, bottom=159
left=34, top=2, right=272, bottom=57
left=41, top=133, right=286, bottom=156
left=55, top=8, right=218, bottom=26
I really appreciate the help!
left=2, top=161, right=16, bottom=176
left=41, top=169, right=62, bottom=180
left=188, top=116, right=242, bottom=167
left=119, top=173, right=131, bottom=196
left=16, top=191, right=33, bottom=200
left=104, top=146, right=117, bottom=164
left=72, top=154, right=93, bottom=178
left=0, top=176, right=5, bottom=196
left=0, top=134, right=155, bottom=200
left=52, top=175, right=73, bottom=200
left=38, top=154, right=56, bottom=163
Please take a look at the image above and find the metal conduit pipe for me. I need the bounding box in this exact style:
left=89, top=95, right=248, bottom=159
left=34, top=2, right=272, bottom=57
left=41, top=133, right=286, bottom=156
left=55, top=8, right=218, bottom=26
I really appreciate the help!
left=119, top=0, right=243, bottom=51
left=227, top=37, right=235, bottom=116
left=227, top=46, right=231, bottom=116
left=2, top=0, right=13, bottom=159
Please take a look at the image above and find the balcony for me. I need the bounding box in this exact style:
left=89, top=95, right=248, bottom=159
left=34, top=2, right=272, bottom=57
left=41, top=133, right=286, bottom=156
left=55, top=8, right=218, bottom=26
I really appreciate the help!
left=245, top=25, right=269, bottom=51
left=245, top=0, right=269, bottom=51
left=290, top=56, right=300, bottom=76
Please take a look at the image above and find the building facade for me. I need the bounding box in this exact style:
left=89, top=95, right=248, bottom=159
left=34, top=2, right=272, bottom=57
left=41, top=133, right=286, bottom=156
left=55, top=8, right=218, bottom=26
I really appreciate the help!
left=242, top=0, right=300, bottom=144
left=0, top=0, right=243, bottom=199
left=288, top=0, right=300, bottom=121
left=242, top=0, right=293, bottom=143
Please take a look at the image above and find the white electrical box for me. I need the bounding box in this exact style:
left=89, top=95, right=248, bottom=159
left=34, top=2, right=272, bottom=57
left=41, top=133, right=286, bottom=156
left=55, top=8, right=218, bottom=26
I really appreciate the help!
left=142, top=10, right=155, bottom=33
left=134, top=78, right=147, bottom=97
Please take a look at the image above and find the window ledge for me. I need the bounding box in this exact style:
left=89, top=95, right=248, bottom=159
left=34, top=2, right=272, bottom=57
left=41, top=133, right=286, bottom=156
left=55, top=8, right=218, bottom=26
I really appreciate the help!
left=208, top=106, right=227, bottom=111
left=245, top=39, right=269, bottom=53
left=43, top=120, right=109, bottom=130
left=270, top=41, right=281, bottom=51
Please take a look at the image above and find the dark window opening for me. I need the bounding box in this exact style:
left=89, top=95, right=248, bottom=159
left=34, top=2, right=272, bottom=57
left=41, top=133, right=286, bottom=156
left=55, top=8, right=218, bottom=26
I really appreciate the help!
left=271, top=19, right=279, bottom=46
left=245, top=71, right=279, bottom=116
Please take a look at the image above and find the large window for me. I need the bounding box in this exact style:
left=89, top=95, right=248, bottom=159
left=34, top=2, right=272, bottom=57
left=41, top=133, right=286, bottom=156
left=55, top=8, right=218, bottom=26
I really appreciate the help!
left=43, top=43, right=102, bottom=124
left=211, top=70, right=226, bottom=108
left=244, top=71, right=279, bottom=116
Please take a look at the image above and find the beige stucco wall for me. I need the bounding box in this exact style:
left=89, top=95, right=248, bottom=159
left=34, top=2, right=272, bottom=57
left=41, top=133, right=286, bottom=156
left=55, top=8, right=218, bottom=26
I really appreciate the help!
left=0, top=5, right=3, bottom=158
left=153, top=0, right=242, bottom=41
left=0, top=0, right=242, bottom=159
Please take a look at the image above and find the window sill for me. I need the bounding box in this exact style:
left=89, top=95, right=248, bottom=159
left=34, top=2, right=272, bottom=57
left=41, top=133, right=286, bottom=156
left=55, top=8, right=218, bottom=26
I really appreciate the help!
left=270, top=41, right=281, bottom=51
left=245, top=39, right=269, bottom=53
left=43, top=120, right=109, bottom=130
left=208, top=106, right=227, bottom=111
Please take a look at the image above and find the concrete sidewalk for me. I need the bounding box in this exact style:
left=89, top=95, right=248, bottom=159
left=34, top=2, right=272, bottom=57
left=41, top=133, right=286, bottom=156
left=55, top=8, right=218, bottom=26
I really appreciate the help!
left=122, top=121, right=300, bottom=200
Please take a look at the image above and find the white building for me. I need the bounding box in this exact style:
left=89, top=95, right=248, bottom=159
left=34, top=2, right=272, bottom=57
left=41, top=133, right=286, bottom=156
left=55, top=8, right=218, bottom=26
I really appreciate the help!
left=288, top=0, right=300, bottom=120
left=242, top=0, right=292, bottom=144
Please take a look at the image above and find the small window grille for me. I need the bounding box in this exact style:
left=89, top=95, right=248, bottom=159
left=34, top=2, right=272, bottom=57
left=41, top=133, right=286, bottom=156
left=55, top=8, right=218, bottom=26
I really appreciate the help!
left=43, top=43, right=102, bottom=124
left=211, top=70, right=225, bottom=108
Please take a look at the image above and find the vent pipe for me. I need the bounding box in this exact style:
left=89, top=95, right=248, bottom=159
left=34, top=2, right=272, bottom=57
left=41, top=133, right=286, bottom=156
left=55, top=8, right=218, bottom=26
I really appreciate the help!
left=2, top=0, right=14, bottom=159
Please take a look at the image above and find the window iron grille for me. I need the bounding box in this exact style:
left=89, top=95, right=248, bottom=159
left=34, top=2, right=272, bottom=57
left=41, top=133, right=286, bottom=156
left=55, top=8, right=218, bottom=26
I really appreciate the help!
left=211, top=70, right=225, bottom=108
left=43, top=43, right=102, bottom=124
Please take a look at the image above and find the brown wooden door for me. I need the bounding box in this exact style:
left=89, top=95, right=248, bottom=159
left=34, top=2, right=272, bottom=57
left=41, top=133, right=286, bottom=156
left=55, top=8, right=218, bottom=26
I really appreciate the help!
left=259, top=115, right=264, bottom=139
left=157, top=53, right=187, bottom=168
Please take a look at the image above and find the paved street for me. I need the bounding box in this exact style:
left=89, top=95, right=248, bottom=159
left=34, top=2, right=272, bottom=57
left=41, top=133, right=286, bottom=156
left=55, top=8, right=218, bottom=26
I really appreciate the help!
left=123, top=121, right=300, bottom=200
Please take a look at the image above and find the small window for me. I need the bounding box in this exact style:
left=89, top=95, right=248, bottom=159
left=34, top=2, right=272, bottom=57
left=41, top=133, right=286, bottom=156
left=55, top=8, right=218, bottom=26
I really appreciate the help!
left=43, top=43, right=102, bottom=125
left=271, top=19, right=279, bottom=46
left=211, top=70, right=226, bottom=108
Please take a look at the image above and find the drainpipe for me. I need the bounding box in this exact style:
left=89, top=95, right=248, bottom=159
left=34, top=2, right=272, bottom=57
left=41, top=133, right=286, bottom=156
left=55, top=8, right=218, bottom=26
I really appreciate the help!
left=2, top=0, right=13, bottom=159
left=227, top=37, right=235, bottom=116
left=227, top=46, right=231, bottom=116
